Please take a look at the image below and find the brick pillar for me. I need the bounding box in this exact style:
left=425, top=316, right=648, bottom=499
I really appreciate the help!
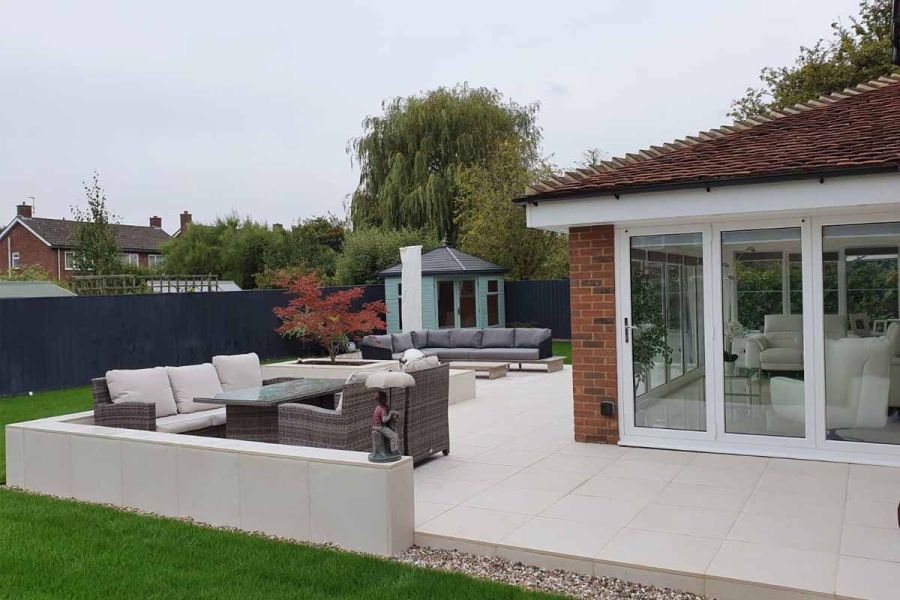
left=570, top=225, right=619, bottom=444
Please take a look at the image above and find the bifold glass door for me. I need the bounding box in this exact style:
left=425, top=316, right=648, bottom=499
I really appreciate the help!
left=623, top=230, right=710, bottom=436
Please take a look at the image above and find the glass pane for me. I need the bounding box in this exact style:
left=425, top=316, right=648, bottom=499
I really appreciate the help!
left=459, top=297, right=476, bottom=327
left=630, top=233, right=705, bottom=431
left=823, top=222, right=900, bottom=446
left=722, top=227, right=804, bottom=437
left=461, top=280, right=475, bottom=297
left=487, top=294, right=499, bottom=326
left=437, top=281, right=455, bottom=328
left=488, top=280, right=498, bottom=293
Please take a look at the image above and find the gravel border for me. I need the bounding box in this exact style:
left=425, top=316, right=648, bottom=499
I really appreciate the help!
left=396, top=545, right=708, bottom=600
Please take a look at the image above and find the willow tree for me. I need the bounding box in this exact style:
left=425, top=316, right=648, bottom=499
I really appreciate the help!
left=348, top=84, right=541, bottom=244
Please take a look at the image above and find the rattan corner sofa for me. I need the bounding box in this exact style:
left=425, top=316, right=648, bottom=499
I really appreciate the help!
left=92, top=353, right=291, bottom=436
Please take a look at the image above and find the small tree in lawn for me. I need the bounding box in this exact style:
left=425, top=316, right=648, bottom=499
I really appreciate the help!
left=273, top=273, right=386, bottom=363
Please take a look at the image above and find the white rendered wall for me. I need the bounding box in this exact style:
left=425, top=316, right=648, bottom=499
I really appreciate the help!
left=5, top=412, right=414, bottom=556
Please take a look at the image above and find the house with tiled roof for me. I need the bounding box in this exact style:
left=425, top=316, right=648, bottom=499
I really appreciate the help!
left=0, top=203, right=180, bottom=281
left=519, top=72, right=900, bottom=466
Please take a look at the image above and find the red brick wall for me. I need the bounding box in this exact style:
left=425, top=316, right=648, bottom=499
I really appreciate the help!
left=1, top=222, right=61, bottom=280
left=569, top=225, right=619, bottom=444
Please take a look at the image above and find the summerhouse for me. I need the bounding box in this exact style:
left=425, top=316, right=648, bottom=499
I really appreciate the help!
left=380, top=246, right=507, bottom=333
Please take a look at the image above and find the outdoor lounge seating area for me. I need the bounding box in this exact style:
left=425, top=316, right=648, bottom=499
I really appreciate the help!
left=360, top=327, right=563, bottom=371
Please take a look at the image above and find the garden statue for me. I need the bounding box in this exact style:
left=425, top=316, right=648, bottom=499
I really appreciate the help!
left=365, top=371, right=415, bottom=463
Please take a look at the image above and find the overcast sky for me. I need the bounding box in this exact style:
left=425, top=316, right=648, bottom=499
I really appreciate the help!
left=2, top=0, right=861, bottom=232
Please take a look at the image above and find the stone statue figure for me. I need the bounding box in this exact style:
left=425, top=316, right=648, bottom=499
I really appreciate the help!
left=369, top=390, right=401, bottom=463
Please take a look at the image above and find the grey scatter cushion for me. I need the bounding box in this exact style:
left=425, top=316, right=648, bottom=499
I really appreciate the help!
left=450, top=328, right=483, bottom=348
left=391, top=332, right=413, bottom=352
left=402, top=355, right=440, bottom=373
left=410, top=330, right=429, bottom=349
left=481, top=328, right=515, bottom=348
left=514, top=328, right=552, bottom=348
left=427, top=329, right=451, bottom=348
left=365, top=334, right=393, bottom=350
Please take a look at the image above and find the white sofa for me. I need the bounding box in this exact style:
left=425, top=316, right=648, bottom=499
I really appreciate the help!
left=745, top=314, right=847, bottom=372
left=769, top=324, right=899, bottom=432
left=93, top=353, right=270, bottom=433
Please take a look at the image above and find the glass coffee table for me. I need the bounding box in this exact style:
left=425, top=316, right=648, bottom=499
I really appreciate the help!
left=197, top=378, right=344, bottom=443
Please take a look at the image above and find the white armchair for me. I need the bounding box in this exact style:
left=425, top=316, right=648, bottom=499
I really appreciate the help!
left=745, top=315, right=803, bottom=372
left=745, top=314, right=847, bottom=372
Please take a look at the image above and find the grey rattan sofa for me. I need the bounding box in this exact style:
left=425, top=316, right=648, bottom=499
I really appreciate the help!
left=91, top=375, right=294, bottom=436
left=278, top=380, right=406, bottom=452
left=360, top=327, right=560, bottom=371
left=278, top=362, right=450, bottom=463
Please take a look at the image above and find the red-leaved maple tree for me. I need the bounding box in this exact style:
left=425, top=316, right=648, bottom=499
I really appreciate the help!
left=273, top=273, right=386, bottom=363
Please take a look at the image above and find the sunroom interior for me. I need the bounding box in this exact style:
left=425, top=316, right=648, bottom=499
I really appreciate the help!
left=630, top=220, right=900, bottom=448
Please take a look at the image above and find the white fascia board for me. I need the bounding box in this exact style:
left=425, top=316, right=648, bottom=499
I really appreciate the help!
left=0, top=217, right=53, bottom=246
left=525, top=171, right=900, bottom=231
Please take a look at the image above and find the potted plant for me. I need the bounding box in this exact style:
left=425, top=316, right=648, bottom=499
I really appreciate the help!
left=630, top=264, right=673, bottom=394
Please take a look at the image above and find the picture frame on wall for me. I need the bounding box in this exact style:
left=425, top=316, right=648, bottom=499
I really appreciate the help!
left=849, top=313, right=871, bottom=337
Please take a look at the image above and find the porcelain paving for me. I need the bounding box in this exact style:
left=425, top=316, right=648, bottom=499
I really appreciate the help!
left=629, top=503, right=738, bottom=539
left=414, top=500, right=454, bottom=527
left=843, top=498, right=899, bottom=529
left=411, top=367, right=900, bottom=600
left=501, top=516, right=620, bottom=558
left=596, top=528, right=723, bottom=574
left=462, top=485, right=567, bottom=515
left=836, top=556, right=897, bottom=600
left=540, top=493, right=647, bottom=527
left=653, top=482, right=751, bottom=511
left=417, top=505, right=531, bottom=543
left=599, top=458, right=686, bottom=482
left=707, top=541, right=838, bottom=595
left=573, top=474, right=668, bottom=501
left=840, top=524, right=900, bottom=562
left=727, top=512, right=843, bottom=553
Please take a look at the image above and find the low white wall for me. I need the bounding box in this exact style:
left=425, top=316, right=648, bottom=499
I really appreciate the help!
left=5, top=412, right=414, bottom=556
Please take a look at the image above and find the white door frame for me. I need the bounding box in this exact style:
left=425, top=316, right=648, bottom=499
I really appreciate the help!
left=710, top=216, right=816, bottom=449
left=615, top=222, right=717, bottom=443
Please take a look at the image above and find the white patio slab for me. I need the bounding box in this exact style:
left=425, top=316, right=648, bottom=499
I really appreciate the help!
left=417, top=367, right=900, bottom=600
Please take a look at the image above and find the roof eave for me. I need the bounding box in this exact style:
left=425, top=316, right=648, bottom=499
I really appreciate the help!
left=379, top=268, right=509, bottom=278
left=513, top=164, right=900, bottom=205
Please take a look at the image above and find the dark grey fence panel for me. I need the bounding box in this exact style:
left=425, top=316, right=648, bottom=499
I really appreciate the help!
left=0, top=285, right=384, bottom=396
left=504, top=279, right=571, bottom=339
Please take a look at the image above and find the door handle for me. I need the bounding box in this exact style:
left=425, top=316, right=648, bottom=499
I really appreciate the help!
left=624, top=318, right=636, bottom=343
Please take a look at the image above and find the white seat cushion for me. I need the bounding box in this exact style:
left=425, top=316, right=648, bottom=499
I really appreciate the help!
left=212, top=353, right=262, bottom=391
left=106, top=366, right=177, bottom=418
left=155, top=411, right=214, bottom=434
left=166, top=363, right=223, bottom=414
left=208, top=407, right=227, bottom=427
left=760, top=347, right=803, bottom=370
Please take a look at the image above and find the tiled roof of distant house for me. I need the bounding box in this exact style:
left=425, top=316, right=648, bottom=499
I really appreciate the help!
left=380, top=246, right=508, bottom=277
left=15, top=217, right=172, bottom=252
left=517, top=72, right=900, bottom=202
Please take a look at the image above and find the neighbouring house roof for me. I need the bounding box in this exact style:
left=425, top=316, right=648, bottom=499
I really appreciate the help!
left=516, top=72, right=900, bottom=202
left=379, top=246, right=508, bottom=277
left=0, top=216, right=172, bottom=252
left=0, top=281, right=76, bottom=298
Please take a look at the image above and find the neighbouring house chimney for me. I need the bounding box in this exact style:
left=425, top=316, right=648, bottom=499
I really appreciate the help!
left=16, top=203, right=33, bottom=218
left=180, top=210, right=192, bottom=231
left=149, top=215, right=162, bottom=228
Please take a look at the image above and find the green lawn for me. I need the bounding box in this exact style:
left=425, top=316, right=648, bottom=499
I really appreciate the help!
left=0, top=386, right=93, bottom=484
left=0, top=489, right=556, bottom=599
left=552, top=341, right=572, bottom=364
